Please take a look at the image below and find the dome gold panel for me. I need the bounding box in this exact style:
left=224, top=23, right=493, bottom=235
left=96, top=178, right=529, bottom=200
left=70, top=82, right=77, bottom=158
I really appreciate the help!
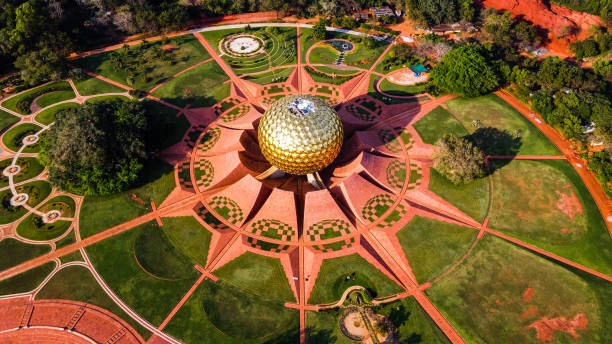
left=258, top=95, right=343, bottom=175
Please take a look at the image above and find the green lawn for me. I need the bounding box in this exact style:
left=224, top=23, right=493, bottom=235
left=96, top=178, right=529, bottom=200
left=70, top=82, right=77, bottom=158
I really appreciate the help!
left=0, top=157, right=45, bottom=188
left=308, top=46, right=338, bottom=64
left=73, top=35, right=211, bottom=91
left=243, top=67, right=294, bottom=85
left=0, top=238, right=50, bottom=271
left=1, top=81, right=71, bottom=115
left=85, top=221, right=198, bottom=326
left=16, top=195, right=75, bottom=241
left=151, top=60, right=230, bottom=108
left=199, top=29, right=242, bottom=54
left=378, top=78, right=428, bottom=97
left=2, top=123, right=43, bottom=153
left=368, top=74, right=427, bottom=105
left=396, top=216, right=477, bottom=283
left=134, top=226, right=195, bottom=280
left=35, top=90, right=76, bottom=108
left=427, top=235, right=603, bottom=343
left=445, top=94, right=560, bottom=156
left=79, top=159, right=174, bottom=237
left=73, top=76, right=125, bottom=96
left=161, top=216, right=212, bottom=267
left=0, top=261, right=55, bottom=295
left=164, top=281, right=299, bottom=343
left=375, top=297, right=450, bottom=343
left=489, top=159, right=612, bottom=275
left=306, top=309, right=355, bottom=344
left=308, top=254, right=403, bottom=304
left=428, top=168, right=490, bottom=223
left=214, top=251, right=295, bottom=303
left=0, top=180, right=52, bottom=224
left=0, top=109, right=19, bottom=130
left=34, top=102, right=80, bottom=125
left=36, top=265, right=151, bottom=339
left=300, top=28, right=315, bottom=63
left=312, top=65, right=361, bottom=75
left=414, top=106, right=468, bottom=144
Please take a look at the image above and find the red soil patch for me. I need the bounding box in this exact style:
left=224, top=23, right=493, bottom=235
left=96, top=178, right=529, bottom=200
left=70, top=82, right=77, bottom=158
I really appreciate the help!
left=534, top=179, right=541, bottom=187
left=520, top=305, right=538, bottom=319
left=131, top=193, right=145, bottom=204
left=495, top=299, right=504, bottom=306
left=555, top=189, right=583, bottom=221
left=161, top=44, right=179, bottom=51
left=517, top=211, right=526, bottom=219
left=480, top=0, right=604, bottom=55
left=526, top=313, right=588, bottom=342
left=523, top=287, right=535, bottom=302
left=560, top=228, right=573, bottom=234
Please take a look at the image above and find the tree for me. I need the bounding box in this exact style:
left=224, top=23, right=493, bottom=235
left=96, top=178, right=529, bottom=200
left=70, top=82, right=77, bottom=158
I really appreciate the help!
left=593, top=59, right=612, bottom=79
left=363, top=36, right=376, bottom=49
left=14, top=48, right=66, bottom=86
left=459, top=0, right=475, bottom=22
left=430, top=45, right=499, bottom=97
left=433, top=134, right=488, bottom=184
left=312, top=19, right=327, bottom=40
left=40, top=100, right=149, bottom=195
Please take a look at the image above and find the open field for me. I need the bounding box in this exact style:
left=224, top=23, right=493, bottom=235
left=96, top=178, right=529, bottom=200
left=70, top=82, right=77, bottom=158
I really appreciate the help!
left=0, top=238, right=50, bottom=271
left=414, top=106, right=468, bottom=144
left=0, top=157, right=44, bottom=188
left=429, top=169, right=490, bottom=223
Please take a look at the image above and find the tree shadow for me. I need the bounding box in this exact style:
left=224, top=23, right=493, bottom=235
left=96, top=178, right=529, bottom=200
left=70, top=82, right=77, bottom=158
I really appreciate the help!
left=465, top=126, right=522, bottom=172
left=302, top=328, right=338, bottom=344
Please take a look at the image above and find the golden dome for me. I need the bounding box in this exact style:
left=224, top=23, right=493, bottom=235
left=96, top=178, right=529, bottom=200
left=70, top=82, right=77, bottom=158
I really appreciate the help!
left=258, top=95, right=343, bottom=175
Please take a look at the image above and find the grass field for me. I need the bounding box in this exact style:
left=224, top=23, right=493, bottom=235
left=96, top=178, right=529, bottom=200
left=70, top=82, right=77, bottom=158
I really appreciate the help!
left=368, top=75, right=427, bottom=105
left=73, top=35, right=210, bottom=91
left=2, top=123, right=43, bottom=153
left=73, top=76, right=125, bottom=96
left=34, top=102, right=80, bottom=125
left=36, top=265, right=151, bottom=339
left=0, top=109, right=19, bottom=131
left=79, top=159, right=174, bottom=237
left=427, top=235, right=602, bottom=343
left=0, top=261, right=55, bottom=295
left=35, top=90, right=76, bottom=108
left=214, top=251, right=295, bottom=302
left=308, top=46, right=338, bottom=64
left=308, top=254, right=403, bottom=304
left=0, top=180, right=52, bottom=224
left=85, top=221, right=198, bottom=326
left=0, top=157, right=45, bottom=188
left=378, top=79, right=428, bottom=97
left=396, top=216, right=476, bottom=283
left=414, top=106, right=468, bottom=144
left=445, top=94, right=560, bottom=156
left=16, top=195, right=76, bottom=241
left=306, top=309, right=355, bottom=344
left=428, top=169, right=490, bottom=223
left=243, top=67, right=294, bottom=85
left=313, top=65, right=361, bottom=75
left=161, top=216, right=212, bottom=267
left=85, top=95, right=130, bottom=103
left=489, top=159, right=612, bottom=275
left=1, top=81, right=71, bottom=115
left=142, top=100, right=190, bottom=149
left=134, top=226, right=195, bottom=280
left=201, top=279, right=299, bottom=340
left=152, top=60, right=229, bottom=108
left=0, top=238, right=50, bottom=271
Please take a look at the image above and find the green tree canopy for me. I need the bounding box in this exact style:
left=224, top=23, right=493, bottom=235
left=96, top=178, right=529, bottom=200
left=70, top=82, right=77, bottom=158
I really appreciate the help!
left=430, top=45, right=499, bottom=97
left=40, top=100, right=149, bottom=195
left=433, top=134, right=488, bottom=184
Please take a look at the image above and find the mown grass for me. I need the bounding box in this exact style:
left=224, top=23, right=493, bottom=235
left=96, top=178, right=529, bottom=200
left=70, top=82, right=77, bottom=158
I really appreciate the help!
left=378, top=78, right=428, bottom=97
left=2, top=123, right=43, bottom=153
left=1, top=81, right=71, bottom=115
left=375, top=297, right=450, bottom=343
left=34, top=102, right=80, bottom=125
left=79, top=159, right=174, bottom=237
left=85, top=95, right=129, bottom=104
left=0, top=157, right=45, bottom=188
left=134, top=226, right=195, bottom=280
left=85, top=221, right=198, bottom=326
left=73, top=76, right=125, bottom=96
left=413, top=106, right=468, bottom=144
left=396, top=216, right=477, bottom=283
left=306, top=309, right=354, bottom=344
left=445, top=94, right=560, bottom=156
left=36, top=265, right=151, bottom=339
left=0, top=180, right=52, bottom=224
left=0, top=261, right=55, bottom=295
left=141, top=100, right=189, bottom=149
left=308, top=254, right=403, bottom=304
left=16, top=195, right=75, bottom=241
left=214, top=251, right=295, bottom=303
left=428, top=169, right=490, bottom=223
left=243, top=67, right=294, bottom=85
left=490, top=159, right=612, bottom=275
left=73, top=34, right=210, bottom=91
left=35, top=90, right=76, bottom=108
left=151, top=60, right=229, bottom=108
left=161, top=216, right=211, bottom=268
left=427, top=235, right=603, bottom=343
left=0, top=238, right=50, bottom=271
left=0, top=109, right=19, bottom=131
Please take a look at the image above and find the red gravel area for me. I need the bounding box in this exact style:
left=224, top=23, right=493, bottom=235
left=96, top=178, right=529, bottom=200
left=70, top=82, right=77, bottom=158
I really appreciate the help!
left=526, top=313, right=588, bottom=342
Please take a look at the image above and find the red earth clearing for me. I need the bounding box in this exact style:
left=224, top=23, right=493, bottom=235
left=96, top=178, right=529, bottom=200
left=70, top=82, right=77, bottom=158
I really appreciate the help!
left=480, top=0, right=604, bottom=56
left=523, top=287, right=535, bottom=302
left=555, top=188, right=583, bottom=221
left=520, top=305, right=538, bottom=319
left=526, top=313, right=588, bottom=342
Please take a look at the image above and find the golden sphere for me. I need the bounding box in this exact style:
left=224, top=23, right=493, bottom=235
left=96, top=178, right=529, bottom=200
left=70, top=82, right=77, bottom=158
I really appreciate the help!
left=258, top=95, right=343, bottom=175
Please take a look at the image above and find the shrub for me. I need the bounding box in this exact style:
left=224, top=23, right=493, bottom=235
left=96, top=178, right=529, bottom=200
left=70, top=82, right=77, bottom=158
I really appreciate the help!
left=433, top=134, right=488, bottom=184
